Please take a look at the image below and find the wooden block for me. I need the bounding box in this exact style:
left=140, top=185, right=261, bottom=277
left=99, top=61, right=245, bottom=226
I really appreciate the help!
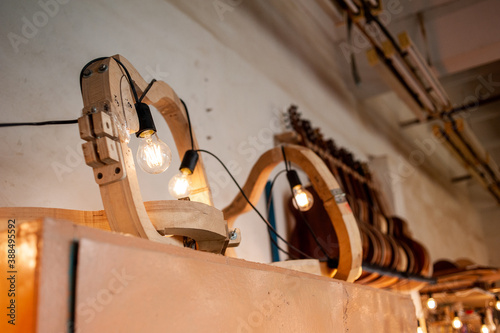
left=93, top=111, right=116, bottom=139
left=382, top=40, right=396, bottom=58
left=78, top=115, right=93, bottom=141
left=96, top=137, right=120, bottom=164
left=366, top=48, right=379, bottom=66
left=82, top=141, right=104, bottom=168
left=398, top=31, right=411, bottom=50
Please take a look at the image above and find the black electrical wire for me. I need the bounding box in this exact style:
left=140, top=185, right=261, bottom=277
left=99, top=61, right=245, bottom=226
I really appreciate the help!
left=267, top=226, right=299, bottom=260
left=266, top=169, right=287, bottom=214
left=136, top=81, right=195, bottom=151
left=79, top=56, right=108, bottom=92
left=2, top=58, right=146, bottom=129
left=281, top=146, right=290, bottom=172
left=79, top=56, right=139, bottom=103
left=0, top=119, right=78, bottom=127
left=139, top=79, right=157, bottom=102
left=180, top=103, right=299, bottom=259
left=179, top=96, right=298, bottom=260
left=281, top=146, right=333, bottom=261
left=369, top=15, right=404, bottom=55
left=264, top=169, right=300, bottom=259
left=2, top=57, right=140, bottom=129
left=111, top=57, right=139, bottom=103
left=180, top=99, right=194, bottom=150
left=196, top=149, right=314, bottom=259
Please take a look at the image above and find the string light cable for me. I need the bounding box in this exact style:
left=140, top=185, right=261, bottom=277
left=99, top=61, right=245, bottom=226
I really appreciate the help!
left=1, top=56, right=148, bottom=128
left=266, top=169, right=287, bottom=214
left=195, top=148, right=314, bottom=260
left=264, top=169, right=294, bottom=258
left=176, top=95, right=311, bottom=258
left=280, top=145, right=334, bottom=263
left=137, top=86, right=311, bottom=259
left=0, top=119, right=78, bottom=127
left=79, top=56, right=139, bottom=103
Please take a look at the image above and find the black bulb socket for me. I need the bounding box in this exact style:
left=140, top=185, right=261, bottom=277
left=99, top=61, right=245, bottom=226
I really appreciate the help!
left=135, top=102, right=157, bottom=138
left=179, top=150, right=199, bottom=175
left=286, top=169, right=302, bottom=189
left=326, top=258, right=338, bottom=269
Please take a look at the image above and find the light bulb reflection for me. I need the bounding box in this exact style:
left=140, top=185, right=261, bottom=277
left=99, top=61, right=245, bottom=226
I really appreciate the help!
left=452, top=316, right=462, bottom=329
left=426, top=297, right=436, bottom=310
left=169, top=172, right=192, bottom=199
left=292, top=186, right=314, bottom=211
left=19, top=237, right=37, bottom=268
left=136, top=132, right=172, bottom=174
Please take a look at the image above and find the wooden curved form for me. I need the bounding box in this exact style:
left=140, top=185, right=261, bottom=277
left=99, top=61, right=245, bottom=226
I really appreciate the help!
left=222, top=145, right=362, bottom=282
left=79, top=55, right=230, bottom=252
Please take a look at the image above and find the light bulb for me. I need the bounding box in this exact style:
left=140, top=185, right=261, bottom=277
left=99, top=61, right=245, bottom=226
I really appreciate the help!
left=426, top=297, right=436, bottom=310
left=168, top=172, right=192, bottom=199
left=292, top=185, right=314, bottom=211
left=452, top=316, right=462, bottom=329
left=417, top=327, right=423, bottom=333
left=136, top=132, right=172, bottom=174
left=496, top=299, right=500, bottom=311
left=481, top=324, right=489, bottom=333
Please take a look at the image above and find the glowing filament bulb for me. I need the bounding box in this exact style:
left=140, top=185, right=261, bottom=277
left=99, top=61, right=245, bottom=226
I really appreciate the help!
left=426, top=297, right=436, bottom=310
left=496, top=299, right=500, bottom=311
left=168, top=171, right=192, bottom=199
left=481, top=324, right=489, bottom=333
left=292, top=185, right=314, bottom=211
left=417, top=328, right=423, bottom=333
left=144, top=142, right=162, bottom=167
left=136, top=132, right=172, bottom=174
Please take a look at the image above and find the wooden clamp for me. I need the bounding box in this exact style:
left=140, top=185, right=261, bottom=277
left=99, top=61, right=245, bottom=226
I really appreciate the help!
left=222, top=145, right=363, bottom=282
left=78, top=55, right=237, bottom=253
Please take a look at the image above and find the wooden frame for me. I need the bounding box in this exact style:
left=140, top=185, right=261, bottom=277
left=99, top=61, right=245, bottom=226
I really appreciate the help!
left=1, top=56, right=362, bottom=279
left=77, top=55, right=242, bottom=253
left=223, top=145, right=363, bottom=282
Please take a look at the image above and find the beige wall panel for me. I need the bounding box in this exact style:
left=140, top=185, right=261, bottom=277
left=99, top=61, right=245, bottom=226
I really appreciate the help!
left=75, top=231, right=416, bottom=332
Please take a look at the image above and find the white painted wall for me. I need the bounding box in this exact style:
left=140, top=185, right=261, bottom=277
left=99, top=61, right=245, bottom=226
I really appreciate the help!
left=0, top=0, right=491, bottom=266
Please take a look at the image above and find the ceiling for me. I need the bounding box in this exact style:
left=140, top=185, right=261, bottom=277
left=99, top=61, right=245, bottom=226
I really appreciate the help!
left=329, top=0, right=500, bottom=206
left=236, top=0, right=500, bottom=207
